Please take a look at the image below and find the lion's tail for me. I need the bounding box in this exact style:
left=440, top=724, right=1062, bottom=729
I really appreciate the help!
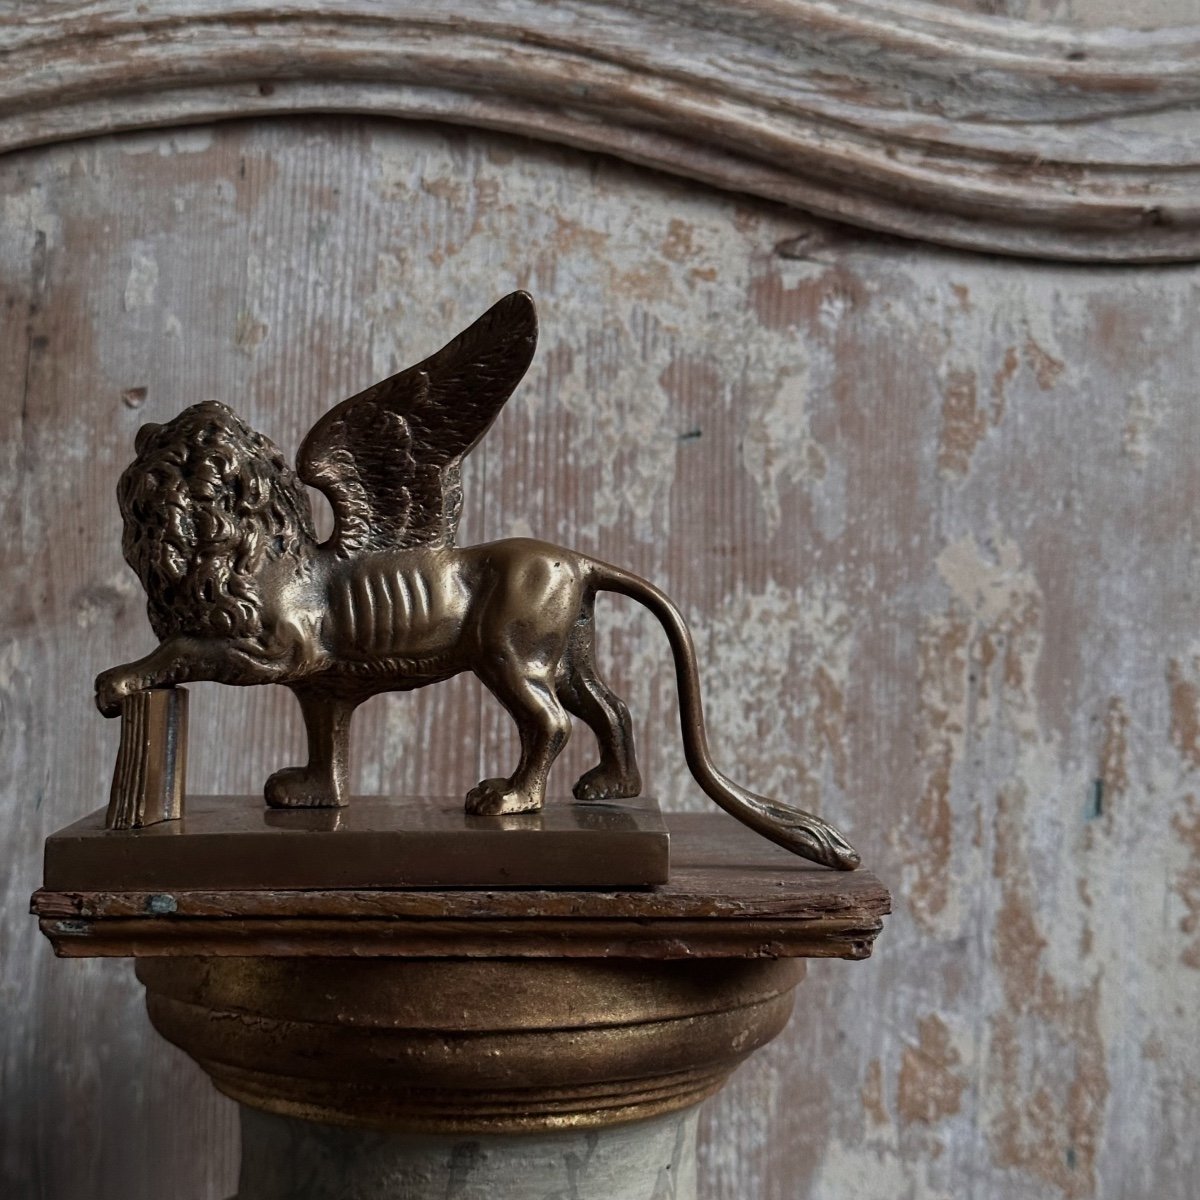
left=589, top=563, right=861, bottom=871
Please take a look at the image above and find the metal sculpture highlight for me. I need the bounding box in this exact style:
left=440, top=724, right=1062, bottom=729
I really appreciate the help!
left=96, top=292, right=860, bottom=870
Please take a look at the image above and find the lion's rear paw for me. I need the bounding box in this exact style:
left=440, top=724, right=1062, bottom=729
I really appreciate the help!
left=265, top=766, right=346, bottom=809
left=572, top=765, right=642, bottom=803
left=465, top=778, right=542, bottom=816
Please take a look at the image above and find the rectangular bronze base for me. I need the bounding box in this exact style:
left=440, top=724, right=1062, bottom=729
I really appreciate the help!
left=43, top=796, right=670, bottom=890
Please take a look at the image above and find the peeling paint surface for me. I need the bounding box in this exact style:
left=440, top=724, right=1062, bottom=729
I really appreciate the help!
left=2, top=117, right=1200, bottom=1199
left=936, top=0, right=1200, bottom=26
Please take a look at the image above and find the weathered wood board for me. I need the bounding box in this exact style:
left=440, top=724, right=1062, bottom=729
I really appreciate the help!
left=3, top=113, right=1198, bottom=1199
left=33, top=811, right=888, bottom=960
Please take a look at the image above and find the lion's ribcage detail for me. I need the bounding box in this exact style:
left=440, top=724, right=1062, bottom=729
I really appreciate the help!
left=324, top=559, right=467, bottom=659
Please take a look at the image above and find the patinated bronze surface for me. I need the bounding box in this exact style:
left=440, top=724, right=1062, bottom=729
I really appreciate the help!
left=96, top=292, right=859, bottom=870
left=46, top=795, right=669, bottom=890
left=105, top=687, right=188, bottom=829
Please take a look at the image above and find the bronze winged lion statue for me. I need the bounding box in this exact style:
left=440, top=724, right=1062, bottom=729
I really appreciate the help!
left=96, top=292, right=860, bottom=870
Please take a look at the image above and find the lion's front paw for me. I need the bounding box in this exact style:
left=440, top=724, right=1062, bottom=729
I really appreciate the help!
left=572, top=765, right=643, bottom=803
left=95, top=668, right=141, bottom=718
left=264, top=766, right=346, bottom=809
left=465, top=778, right=542, bottom=816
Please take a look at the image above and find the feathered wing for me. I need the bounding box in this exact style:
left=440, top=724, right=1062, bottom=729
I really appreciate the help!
left=297, top=291, right=537, bottom=553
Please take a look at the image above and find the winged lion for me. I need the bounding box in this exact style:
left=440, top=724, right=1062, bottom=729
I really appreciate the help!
left=96, top=292, right=860, bottom=870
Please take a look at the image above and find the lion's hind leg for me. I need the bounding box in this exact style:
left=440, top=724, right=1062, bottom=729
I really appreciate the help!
left=558, top=600, right=642, bottom=803
left=467, top=667, right=572, bottom=816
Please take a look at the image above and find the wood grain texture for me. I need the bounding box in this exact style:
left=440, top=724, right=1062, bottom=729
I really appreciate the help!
left=2, top=1, right=1200, bottom=260
left=3, top=113, right=1199, bottom=1199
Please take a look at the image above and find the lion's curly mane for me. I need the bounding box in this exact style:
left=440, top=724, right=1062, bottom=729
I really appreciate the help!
left=119, top=402, right=316, bottom=642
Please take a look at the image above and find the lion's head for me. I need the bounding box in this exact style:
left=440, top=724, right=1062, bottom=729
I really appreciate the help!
left=118, top=402, right=316, bottom=643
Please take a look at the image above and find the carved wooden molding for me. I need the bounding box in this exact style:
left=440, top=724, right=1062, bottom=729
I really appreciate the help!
left=3, top=1, right=1199, bottom=261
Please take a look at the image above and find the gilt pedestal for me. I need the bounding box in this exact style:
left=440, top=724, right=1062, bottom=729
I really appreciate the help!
left=33, top=811, right=889, bottom=1199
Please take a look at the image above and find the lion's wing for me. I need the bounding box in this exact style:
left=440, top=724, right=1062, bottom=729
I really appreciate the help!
left=297, top=292, right=537, bottom=552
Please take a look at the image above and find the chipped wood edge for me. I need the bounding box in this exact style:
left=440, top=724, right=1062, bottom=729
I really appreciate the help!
left=30, top=881, right=894, bottom=921
left=36, top=915, right=886, bottom=960
left=2, top=1, right=1199, bottom=261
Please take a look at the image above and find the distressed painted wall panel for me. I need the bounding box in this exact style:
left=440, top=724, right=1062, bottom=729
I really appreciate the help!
left=2, top=118, right=1198, bottom=1199
left=938, top=0, right=1199, bottom=26
left=5, top=1, right=1200, bottom=263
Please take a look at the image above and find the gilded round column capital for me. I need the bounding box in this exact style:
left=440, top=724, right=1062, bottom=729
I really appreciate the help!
left=136, top=956, right=803, bottom=1134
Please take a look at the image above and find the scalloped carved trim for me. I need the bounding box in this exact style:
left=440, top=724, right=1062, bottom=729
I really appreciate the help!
left=3, top=1, right=1199, bottom=261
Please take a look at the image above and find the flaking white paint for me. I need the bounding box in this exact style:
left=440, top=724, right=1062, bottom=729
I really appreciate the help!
left=123, top=249, right=159, bottom=312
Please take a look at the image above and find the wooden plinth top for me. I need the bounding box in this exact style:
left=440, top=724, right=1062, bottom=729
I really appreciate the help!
left=33, top=812, right=889, bottom=962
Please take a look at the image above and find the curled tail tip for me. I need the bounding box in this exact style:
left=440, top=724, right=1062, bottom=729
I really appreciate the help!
left=749, top=818, right=862, bottom=869
left=766, top=807, right=862, bottom=871
left=714, top=787, right=863, bottom=870
left=793, top=833, right=861, bottom=871
left=822, top=826, right=862, bottom=871
left=832, top=845, right=862, bottom=871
